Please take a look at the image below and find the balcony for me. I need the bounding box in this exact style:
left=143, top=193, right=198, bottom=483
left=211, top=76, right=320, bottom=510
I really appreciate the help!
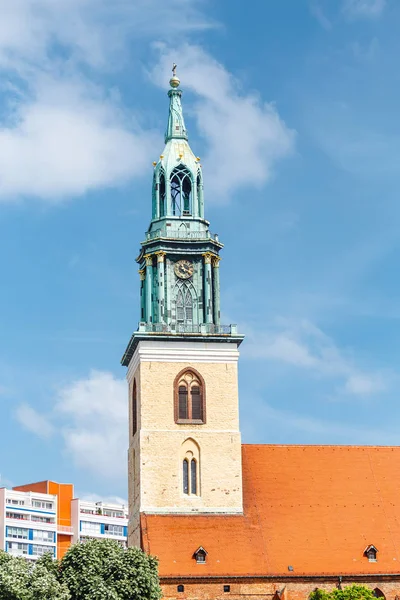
left=138, top=323, right=238, bottom=335
left=145, top=229, right=219, bottom=242
left=57, top=525, right=73, bottom=535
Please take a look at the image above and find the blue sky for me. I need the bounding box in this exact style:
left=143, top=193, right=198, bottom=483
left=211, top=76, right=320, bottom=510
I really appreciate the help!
left=0, top=0, right=399, bottom=501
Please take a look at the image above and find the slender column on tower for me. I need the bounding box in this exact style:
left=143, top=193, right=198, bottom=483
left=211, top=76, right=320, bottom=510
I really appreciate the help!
left=203, top=253, right=213, bottom=324
left=139, top=269, right=146, bottom=322
left=212, top=256, right=221, bottom=326
left=155, top=251, right=166, bottom=323
left=144, top=254, right=153, bottom=323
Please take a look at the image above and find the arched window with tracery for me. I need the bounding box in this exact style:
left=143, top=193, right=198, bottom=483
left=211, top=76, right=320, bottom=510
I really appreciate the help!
left=176, top=287, right=193, bottom=325
left=181, top=438, right=200, bottom=496
left=132, top=379, right=137, bottom=436
left=170, top=165, right=192, bottom=216
left=174, top=368, right=205, bottom=424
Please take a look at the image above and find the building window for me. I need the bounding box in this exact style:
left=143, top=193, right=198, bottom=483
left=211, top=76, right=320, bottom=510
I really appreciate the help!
left=177, top=585, right=185, bottom=593
left=159, top=171, right=166, bottom=216
left=32, top=530, right=54, bottom=542
left=176, top=288, right=193, bottom=326
left=196, top=171, right=202, bottom=216
left=103, top=509, right=125, bottom=518
left=174, top=369, right=205, bottom=424
left=179, top=385, right=188, bottom=419
left=81, top=521, right=101, bottom=535
left=132, top=379, right=137, bottom=436
left=8, top=542, right=28, bottom=555
left=6, top=512, right=29, bottom=521
left=104, top=524, right=124, bottom=536
left=32, top=500, right=54, bottom=510
left=183, top=459, right=189, bottom=494
left=31, top=515, right=54, bottom=523
left=32, top=544, right=54, bottom=557
left=181, top=438, right=201, bottom=497
left=6, top=498, right=25, bottom=506
left=194, top=547, right=207, bottom=563
left=191, top=459, right=197, bottom=495
left=7, top=527, right=28, bottom=540
left=224, top=586, right=231, bottom=593
left=365, top=545, right=378, bottom=562
left=170, top=166, right=192, bottom=216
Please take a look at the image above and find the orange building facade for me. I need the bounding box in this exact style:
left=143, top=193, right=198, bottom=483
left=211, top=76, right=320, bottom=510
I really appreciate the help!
left=13, top=480, right=73, bottom=559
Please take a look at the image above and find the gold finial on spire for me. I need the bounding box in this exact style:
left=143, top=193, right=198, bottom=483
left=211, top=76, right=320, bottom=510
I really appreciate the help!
left=169, top=63, right=180, bottom=88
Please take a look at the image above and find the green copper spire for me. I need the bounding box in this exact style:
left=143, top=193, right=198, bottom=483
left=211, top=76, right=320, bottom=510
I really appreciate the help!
left=165, top=64, right=188, bottom=143
left=120, top=65, right=243, bottom=367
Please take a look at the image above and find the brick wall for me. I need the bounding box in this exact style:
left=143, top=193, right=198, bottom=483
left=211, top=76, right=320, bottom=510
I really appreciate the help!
left=160, top=577, right=400, bottom=600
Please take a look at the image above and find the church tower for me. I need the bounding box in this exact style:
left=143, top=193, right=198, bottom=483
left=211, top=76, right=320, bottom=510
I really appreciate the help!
left=122, top=67, right=244, bottom=547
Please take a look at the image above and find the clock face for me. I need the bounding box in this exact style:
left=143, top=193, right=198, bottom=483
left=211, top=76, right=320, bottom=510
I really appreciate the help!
left=174, top=259, right=194, bottom=279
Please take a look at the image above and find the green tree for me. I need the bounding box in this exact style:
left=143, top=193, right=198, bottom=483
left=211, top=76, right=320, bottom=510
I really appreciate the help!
left=310, top=585, right=377, bottom=600
left=59, top=539, right=162, bottom=600
left=0, top=550, right=69, bottom=600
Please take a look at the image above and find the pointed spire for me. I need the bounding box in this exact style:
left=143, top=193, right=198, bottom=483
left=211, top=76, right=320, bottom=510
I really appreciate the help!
left=165, top=64, right=188, bottom=143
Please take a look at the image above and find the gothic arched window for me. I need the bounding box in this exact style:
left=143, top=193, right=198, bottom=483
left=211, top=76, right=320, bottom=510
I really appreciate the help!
left=181, top=438, right=200, bottom=496
left=170, top=165, right=192, bottom=216
left=132, top=379, right=137, bottom=436
left=174, top=369, right=206, bottom=424
left=176, top=287, right=193, bottom=325
left=159, top=170, right=166, bottom=217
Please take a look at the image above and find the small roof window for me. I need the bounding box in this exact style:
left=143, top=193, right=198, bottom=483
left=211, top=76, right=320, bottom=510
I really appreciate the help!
left=193, top=546, right=207, bottom=564
left=364, top=545, right=378, bottom=562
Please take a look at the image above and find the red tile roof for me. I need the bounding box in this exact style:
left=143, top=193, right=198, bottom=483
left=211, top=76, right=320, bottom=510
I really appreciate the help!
left=143, top=445, right=400, bottom=577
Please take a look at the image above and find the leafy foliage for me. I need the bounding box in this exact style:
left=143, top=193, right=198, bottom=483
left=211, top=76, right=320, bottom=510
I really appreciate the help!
left=0, top=540, right=161, bottom=600
left=310, top=585, right=377, bottom=600
left=59, top=539, right=161, bottom=600
left=0, top=550, right=69, bottom=600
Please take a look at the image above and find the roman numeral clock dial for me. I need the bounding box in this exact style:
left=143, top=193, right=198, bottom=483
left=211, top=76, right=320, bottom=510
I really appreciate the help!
left=174, top=260, right=193, bottom=279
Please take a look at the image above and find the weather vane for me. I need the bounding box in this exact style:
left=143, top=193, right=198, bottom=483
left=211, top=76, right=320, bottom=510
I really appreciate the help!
left=172, top=63, right=177, bottom=77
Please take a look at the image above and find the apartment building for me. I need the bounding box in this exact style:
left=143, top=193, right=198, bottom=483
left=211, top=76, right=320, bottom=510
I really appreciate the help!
left=0, top=487, right=58, bottom=559
left=0, top=480, right=127, bottom=559
left=71, top=499, right=128, bottom=546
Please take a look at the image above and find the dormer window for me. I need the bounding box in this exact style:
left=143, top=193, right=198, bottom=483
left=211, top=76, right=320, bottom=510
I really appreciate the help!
left=365, top=545, right=378, bottom=562
left=194, top=547, right=207, bottom=564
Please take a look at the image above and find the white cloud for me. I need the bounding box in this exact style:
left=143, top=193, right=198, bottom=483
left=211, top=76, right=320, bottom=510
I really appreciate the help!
left=0, top=76, right=158, bottom=201
left=0, top=0, right=214, bottom=203
left=151, top=44, right=295, bottom=200
left=0, top=0, right=213, bottom=71
left=55, top=370, right=127, bottom=479
left=244, top=318, right=387, bottom=397
left=16, top=370, right=127, bottom=480
left=15, top=403, right=55, bottom=438
left=343, top=0, right=386, bottom=18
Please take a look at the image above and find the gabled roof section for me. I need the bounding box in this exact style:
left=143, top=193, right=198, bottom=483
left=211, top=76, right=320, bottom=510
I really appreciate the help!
left=143, top=445, right=400, bottom=578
